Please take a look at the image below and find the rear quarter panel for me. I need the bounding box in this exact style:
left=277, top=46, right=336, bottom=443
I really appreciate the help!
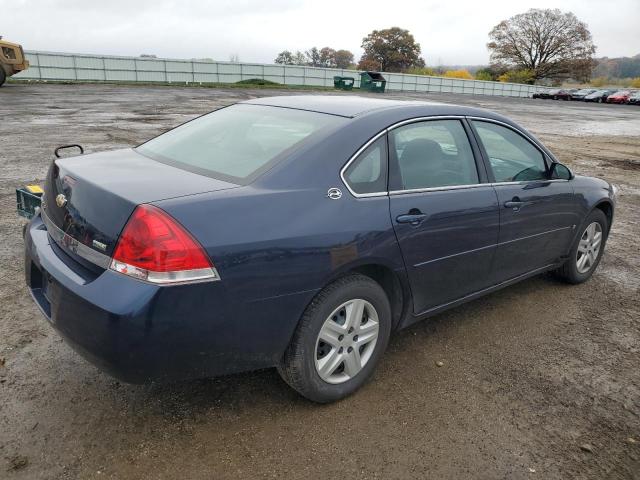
left=153, top=116, right=410, bottom=356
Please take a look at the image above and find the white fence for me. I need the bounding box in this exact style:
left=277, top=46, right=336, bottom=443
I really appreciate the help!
left=14, top=51, right=542, bottom=98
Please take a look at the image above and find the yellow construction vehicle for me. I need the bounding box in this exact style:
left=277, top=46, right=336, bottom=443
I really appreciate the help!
left=0, top=37, right=29, bottom=86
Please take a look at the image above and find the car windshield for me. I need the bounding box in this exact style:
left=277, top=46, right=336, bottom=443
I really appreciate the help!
left=576, top=89, right=594, bottom=94
left=137, top=104, right=345, bottom=183
left=590, top=90, right=606, bottom=95
left=613, top=91, right=630, bottom=96
left=548, top=89, right=561, bottom=94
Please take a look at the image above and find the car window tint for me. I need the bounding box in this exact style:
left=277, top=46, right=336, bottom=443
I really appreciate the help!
left=472, top=121, right=547, bottom=182
left=137, top=104, right=344, bottom=183
left=344, top=136, right=387, bottom=194
left=389, top=120, right=478, bottom=190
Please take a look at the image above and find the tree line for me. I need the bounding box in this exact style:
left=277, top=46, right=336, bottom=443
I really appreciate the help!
left=274, top=48, right=355, bottom=69
left=273, top=9, right=631, bottom=86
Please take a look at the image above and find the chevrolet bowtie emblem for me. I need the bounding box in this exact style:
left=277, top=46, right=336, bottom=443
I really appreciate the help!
left=55, top=194, right=67, bottom=208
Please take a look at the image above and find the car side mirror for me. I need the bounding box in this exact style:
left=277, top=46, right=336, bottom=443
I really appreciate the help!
left=549, top=162, right=573, bottom=180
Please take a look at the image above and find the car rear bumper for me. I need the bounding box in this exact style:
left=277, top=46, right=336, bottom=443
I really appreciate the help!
left=24, top=215, right=308, bottom=383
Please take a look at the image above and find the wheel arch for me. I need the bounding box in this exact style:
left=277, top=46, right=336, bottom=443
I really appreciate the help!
left=323, top=260, right=411, bottom=332
left=593, top=200, right=614, bottom=235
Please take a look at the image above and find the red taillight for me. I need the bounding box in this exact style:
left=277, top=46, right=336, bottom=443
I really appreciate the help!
left=110, top=205, right=219, bottom=284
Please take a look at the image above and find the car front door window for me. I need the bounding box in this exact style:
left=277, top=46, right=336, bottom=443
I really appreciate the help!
left=472, top=121, right=548, bottom=183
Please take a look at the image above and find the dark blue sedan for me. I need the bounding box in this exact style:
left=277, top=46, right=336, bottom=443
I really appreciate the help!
left=24, top=96, right=617, bottom=402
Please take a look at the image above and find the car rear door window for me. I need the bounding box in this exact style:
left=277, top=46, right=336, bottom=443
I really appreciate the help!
left=389, top=119, right=479, bottom=191
left=343, top=136, right=387, bottom=195
left=472, top=121, right=548, bottom=182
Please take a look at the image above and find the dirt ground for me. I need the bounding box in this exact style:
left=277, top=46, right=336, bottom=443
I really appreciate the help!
left=0, top=83, right=638, bottom=479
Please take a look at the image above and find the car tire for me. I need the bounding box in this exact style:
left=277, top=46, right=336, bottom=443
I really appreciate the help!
left=555, top=209, right=608, bottom=284
left=278, top=274, right=392, bottom=403
left=553, top=95, right=558, bottom=100
left=598, top=98, right=603, bottom=103
left=0, top=69, right=6, bottom=87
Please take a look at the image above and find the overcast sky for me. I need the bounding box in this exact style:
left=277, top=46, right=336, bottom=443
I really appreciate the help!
left=2, top=0, right=638, bottom=65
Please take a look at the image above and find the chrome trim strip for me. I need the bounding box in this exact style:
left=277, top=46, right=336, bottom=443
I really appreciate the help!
left=389, top=183, right=489, bottom=195
left=413, top=243, right=496, bottom=267
left=413, top=227, right=572, bottom=268
left=412, top=226, right=572, bottom=268
left=339, top=115, right=468, bottom=199
left=497, top=226, right=572, bottom=246
left=339, top=115, right=565, bottom=199
left=110, top=260, right=220, bottom=285
left=386, top=115, right=466, bottom=131
left=339, top=129, right=388, bottom=199
left=491, top=179, right=569, bottom=186
left=41, top=210, right=111, bottom=269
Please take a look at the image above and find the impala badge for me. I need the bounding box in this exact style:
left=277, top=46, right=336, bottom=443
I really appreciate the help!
left=55, top=194, right=67, bottom=208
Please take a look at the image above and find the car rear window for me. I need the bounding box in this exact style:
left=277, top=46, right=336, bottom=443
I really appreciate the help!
left=137, top=104, right=345, bottom=183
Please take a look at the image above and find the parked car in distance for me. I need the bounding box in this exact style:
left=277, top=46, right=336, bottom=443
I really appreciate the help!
left=628, top=92, right=640, bottom=105
left=570, top=88, right=597, bottom=101
left=607, top=90, right=634, bottom=104
left=584, top=89, right=615, bottom=103
left=24, top=96, right=617, bottom=403
left=535, top=88, right=572, bottom=100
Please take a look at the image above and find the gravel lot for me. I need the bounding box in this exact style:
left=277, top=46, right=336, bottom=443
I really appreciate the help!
left=1, top=83, right=639, bottom=479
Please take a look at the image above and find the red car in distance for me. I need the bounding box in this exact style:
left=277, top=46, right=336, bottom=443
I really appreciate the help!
left=606, top=90, right=633, bottom=104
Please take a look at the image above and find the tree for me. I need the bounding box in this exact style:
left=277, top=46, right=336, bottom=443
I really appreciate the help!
left=305, top=47, right=321, bottom=67
left=498, top=69, right=535, bottom=84
left=487, top=9, right=596, bottom=81
left=274, top=50, right=294, bottom=65
left=319, top=47, right=337, bottom=68
left=360, top=27, right=425, bottom=72
left=474, top=65, right=508, bottom=81
left=292, top=51, right=307, bottom=66
left=334, top=49, right=354, bottom=69
left=357, top=57, right=381, bottom=71
left=274, top=50, right=307, bottom=66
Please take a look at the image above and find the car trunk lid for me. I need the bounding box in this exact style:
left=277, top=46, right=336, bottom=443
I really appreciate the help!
left=42, top=148, right=238, bottom=261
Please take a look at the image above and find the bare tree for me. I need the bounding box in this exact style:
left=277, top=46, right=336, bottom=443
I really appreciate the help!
left=487, top=9, right=596, bottom=81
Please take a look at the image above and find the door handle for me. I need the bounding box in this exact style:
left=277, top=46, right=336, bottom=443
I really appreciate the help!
left=396, top=213, right=428, bottom=225
left=504, top=196, right=529, bottom=210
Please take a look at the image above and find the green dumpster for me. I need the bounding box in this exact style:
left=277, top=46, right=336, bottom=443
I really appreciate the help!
left=359, top=71, right=386, bottom=93
left=333, top=76, right=355, bottom=91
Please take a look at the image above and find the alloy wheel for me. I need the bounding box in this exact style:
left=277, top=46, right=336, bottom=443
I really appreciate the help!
left=576, top=222, right=603, bottom=274
left=314, top=299, right=379, bottom=384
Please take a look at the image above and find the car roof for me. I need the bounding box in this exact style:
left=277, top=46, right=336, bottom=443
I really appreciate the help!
left=242, top=95, right=497, bottom=119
